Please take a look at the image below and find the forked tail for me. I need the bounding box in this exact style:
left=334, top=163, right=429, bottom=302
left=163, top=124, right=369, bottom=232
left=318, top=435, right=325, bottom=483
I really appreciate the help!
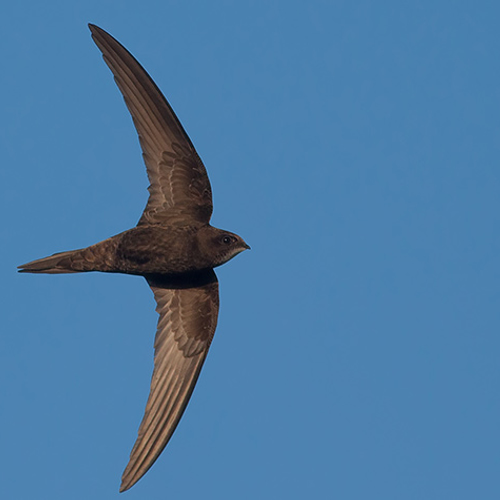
left=18, top=238, right=118, bottom=274
left=18, top=249, right=92, bottom=274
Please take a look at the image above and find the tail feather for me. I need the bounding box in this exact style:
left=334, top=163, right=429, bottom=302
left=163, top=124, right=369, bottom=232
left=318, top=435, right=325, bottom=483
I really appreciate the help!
left=18, top=236, right=119, bottom=274
left=18, top=249, right=87, bottom=274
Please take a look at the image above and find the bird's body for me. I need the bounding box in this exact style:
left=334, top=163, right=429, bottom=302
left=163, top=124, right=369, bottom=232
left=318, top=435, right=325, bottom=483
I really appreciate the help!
left=21, top=224, right=246, bottom=275
left=18, top=24, right=248, bottom=492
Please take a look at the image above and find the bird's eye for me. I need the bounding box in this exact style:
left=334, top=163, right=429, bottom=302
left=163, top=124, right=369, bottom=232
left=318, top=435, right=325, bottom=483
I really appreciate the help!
left=222, top=236, right=232, bottom=245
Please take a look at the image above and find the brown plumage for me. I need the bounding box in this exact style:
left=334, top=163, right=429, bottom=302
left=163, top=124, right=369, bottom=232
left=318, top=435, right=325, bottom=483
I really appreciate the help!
left=18, top=24, right=249, bottom=492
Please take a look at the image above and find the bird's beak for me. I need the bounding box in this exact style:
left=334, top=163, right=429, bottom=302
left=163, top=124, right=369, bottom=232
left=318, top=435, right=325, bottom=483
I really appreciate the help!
left=243, top=242, right=251, bottom=250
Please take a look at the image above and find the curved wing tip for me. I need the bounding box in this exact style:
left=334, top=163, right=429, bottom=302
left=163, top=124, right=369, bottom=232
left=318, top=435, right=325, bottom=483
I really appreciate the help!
left=88, top=23, right=107, bottom=39
left=119, top=482, right=130, bottom=493
left=120, top=473, right=139, bottom=493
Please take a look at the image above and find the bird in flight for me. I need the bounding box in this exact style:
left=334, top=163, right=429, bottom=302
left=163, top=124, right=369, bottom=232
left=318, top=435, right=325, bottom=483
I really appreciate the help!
left=18, top=24, right=249, bottom=492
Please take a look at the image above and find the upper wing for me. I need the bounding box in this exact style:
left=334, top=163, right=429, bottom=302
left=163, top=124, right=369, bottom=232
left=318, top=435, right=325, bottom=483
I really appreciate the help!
left=89, top=24, right=213, bottom=226
left=120, top=271, right=219, bottom=492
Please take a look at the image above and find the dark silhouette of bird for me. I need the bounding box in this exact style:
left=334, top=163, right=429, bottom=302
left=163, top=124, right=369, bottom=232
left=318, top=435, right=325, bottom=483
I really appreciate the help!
left=18, top=24, right=249, bottom=492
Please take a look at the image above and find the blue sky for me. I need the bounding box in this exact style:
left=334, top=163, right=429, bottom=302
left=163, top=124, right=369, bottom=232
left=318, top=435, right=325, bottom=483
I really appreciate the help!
left=2, top=1, right=499, bottom=498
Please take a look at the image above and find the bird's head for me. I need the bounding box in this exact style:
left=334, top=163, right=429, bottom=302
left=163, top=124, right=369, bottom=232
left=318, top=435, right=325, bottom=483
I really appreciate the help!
left=198, top=227, right=250, bottom=268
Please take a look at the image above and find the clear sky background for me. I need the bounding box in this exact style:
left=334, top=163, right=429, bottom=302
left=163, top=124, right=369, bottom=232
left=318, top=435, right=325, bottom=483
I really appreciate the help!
left=2, top=1, right=499, bottom=499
